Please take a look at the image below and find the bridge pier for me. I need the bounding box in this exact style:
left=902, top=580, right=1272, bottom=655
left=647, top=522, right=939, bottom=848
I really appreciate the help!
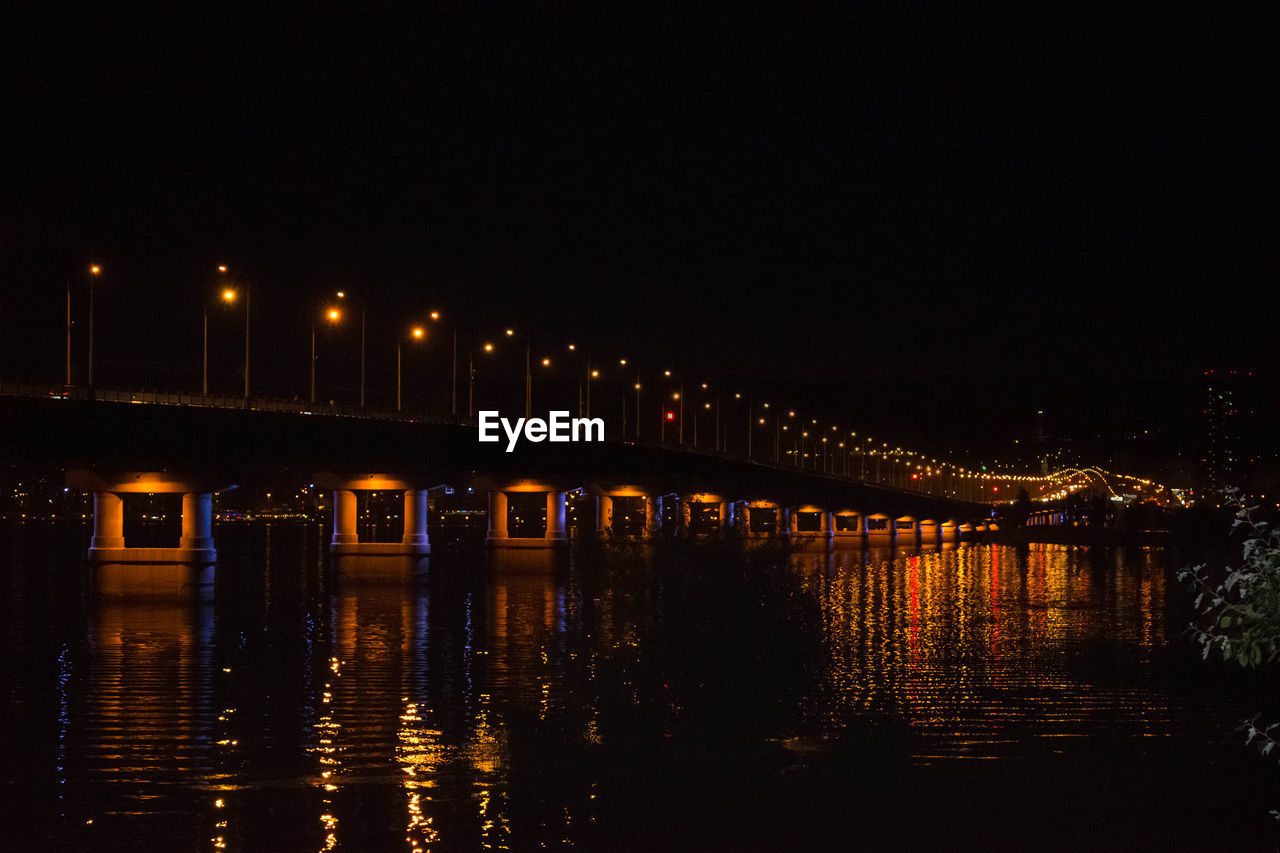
left=484, top=480, right=570, bottom=550
left=739, top=500, right=783, bottom=539
left=584, top=487, right=655, bottom=541
left=680, top=493, right=728, bottom=538
left=895, top=516, right=920, bottom=547
left=919, top=518, right=940, bottom=546
left=68, top=470, right=220, bottom=599
left=833, top=511, right=865, bottom=546
left=866, top=513, right=894, bottom=546
left=595, top=495, right=613, bottom=539
left=786, top=505, right=834, bottom=550
left=314, top=474, right=430, bottom=582
left=643, top=496, right=658, bottom=538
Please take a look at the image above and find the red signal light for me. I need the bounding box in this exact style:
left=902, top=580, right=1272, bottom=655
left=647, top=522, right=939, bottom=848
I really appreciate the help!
left=665, top=412, right=675, bottom=421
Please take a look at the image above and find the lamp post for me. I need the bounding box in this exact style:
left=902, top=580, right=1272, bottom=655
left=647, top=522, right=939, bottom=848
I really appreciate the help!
left=87, top=263, right=101, bottom=386
left=398, top=325, right=425, bottom=411
left=216, top=269, right=251, bottom=401
left=633, top=378, right=642, bottom=439
left=64, top=278, right=72, bottom=386
left=312, top=306, right=342, bottom=404
left=204, top=268, right=237, bottom=397
left=335, top=291, right=365, bottom=407
left=677, top=383, right=684, bottom=444
left=614, top=358, right=630, bottom=440
left=470, top=341, right=495, bottom=421
left=714, top=394, right=721, bottom=451
left=418, top=309, right=450, bottom=417
left=503, top=329, right=532, bottom=418
left=668, top=386, right=684, bottom=445
left=243, top=282, right=250, bottom=401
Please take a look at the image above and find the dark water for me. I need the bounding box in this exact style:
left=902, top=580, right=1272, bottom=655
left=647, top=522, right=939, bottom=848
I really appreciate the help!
left=3, top=523, right=1279, bottom=851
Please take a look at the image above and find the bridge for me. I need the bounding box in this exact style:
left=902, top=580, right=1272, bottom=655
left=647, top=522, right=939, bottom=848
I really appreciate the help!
left=3, top=384, right=1021, bottom=596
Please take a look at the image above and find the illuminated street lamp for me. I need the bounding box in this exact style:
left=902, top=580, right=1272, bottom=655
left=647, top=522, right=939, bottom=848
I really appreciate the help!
left=334, top=291, right=367, bottom=406
left=202, top=267, right=237, bottom=396
left=87, top=263, right=101, bottom=386
left=213, top=267, right=251, bottom=400
left=470, top=342, right=497, bottom=421
left=633, top=380, right=642, bottom=439
left=311, top=306, right=342, bottom=404
left=501, top=328, right=533, bottom=418
left=397, top=325, right=426, bottom=411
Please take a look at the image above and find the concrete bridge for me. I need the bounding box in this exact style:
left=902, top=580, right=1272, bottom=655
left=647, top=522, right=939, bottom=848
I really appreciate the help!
left=1, top=392, right=999, bottom=595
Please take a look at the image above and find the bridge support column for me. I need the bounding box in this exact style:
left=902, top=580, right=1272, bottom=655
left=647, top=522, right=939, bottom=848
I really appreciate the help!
left=91, top=492, right=125, bottom=550
left=718, top=501, right=729, bottom=532
left=487, top=491, right=509, bottom=541
left=332, top=489, right=358, bottom=546
left=643, top=497, right=658, bottom=538
left=595, top=495, right=613, bottom=540
left=546, top=491, right=567, bottom=544
left=402, top=490, right=430, bottom=551
left=180, top=493, right=215, bottom=552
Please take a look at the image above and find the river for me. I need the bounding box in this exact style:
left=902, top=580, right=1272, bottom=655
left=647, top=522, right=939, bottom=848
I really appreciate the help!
left=1, top=522, right=1276, bottom=850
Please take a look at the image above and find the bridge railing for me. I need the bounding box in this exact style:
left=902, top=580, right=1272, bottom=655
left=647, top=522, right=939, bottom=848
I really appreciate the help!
left=0, top=381, right=457, bottom=425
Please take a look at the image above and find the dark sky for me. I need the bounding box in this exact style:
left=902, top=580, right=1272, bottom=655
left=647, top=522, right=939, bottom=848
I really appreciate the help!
left=2, top=4, right=1274, bottom=460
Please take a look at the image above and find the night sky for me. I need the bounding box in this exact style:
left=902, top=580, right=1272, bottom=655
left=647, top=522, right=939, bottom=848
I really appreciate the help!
left=2, top=5, right=1274, bottom=462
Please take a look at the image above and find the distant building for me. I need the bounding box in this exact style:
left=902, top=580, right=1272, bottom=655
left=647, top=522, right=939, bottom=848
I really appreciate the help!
left=1199, top=369, right=1253, bottom=498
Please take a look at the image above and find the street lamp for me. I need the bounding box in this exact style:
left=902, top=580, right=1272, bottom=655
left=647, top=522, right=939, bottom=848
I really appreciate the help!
left=633, top=380, right=642, bottom=439
left=565, top=344, right=595, bottom=417
left=203, top=267, right=237, bottom=397
left=335, top=291, right=366, bottom=407
left=503, top=328, right=533, bottom=418
left=470, top=342, right=497, bottom=421
left=87, top=263, right=101, bottom=386
left=209, top=267, right=250, bottom=400
left=398, top=325, right=426, bottom=411
left=312, top=306, right=342, bottom=404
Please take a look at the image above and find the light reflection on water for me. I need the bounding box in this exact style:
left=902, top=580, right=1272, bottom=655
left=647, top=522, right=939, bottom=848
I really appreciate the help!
left=5, top=527, right=1275, bottom=850
left=793, top=544, right=1208, bottom=762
